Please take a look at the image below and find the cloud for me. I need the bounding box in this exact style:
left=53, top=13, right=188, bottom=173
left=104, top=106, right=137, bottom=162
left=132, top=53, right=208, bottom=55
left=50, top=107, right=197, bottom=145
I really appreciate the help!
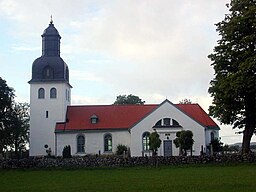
left=71, top=69, right=102, bottom=82
left=11, top=45, right=40, bottom=51
left=72, top=94, right=114, bottom=105
left=60, top=0, right=229, bottom=103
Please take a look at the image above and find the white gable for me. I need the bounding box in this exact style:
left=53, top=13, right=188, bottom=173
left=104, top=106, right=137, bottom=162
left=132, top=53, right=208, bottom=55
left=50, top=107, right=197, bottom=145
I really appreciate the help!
left=130, top=100, right=206, bottom=156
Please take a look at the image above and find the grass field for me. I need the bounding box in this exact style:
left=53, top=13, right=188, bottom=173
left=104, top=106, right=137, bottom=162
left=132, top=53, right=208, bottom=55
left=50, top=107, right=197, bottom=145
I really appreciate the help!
left=1, top=164, right=256, bottom=192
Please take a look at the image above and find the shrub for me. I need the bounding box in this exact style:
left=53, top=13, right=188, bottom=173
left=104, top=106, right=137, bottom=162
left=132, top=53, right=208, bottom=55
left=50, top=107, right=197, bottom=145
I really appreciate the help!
left=62, top=145, right=72, bottom=158
left=116, top=144, right=128, bottom=155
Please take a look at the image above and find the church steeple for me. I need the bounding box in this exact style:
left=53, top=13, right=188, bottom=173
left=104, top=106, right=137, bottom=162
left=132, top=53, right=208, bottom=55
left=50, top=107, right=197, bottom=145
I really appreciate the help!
left=41, top=17, right=61, bottom=56
left=29, top=20, right=70, bottom=85
left=29, top=19, right=72, bottom=157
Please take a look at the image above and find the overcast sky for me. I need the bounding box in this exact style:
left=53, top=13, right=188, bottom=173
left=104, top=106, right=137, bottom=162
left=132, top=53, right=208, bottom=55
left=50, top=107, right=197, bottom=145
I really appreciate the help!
left=1, top=0, right=254, bottom=144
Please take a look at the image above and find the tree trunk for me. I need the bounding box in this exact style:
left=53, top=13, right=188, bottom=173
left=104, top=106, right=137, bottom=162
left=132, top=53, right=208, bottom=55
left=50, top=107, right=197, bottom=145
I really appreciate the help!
left=242, top=95, right=256, bottom=154
left=242, top=125, right=254, bottom=154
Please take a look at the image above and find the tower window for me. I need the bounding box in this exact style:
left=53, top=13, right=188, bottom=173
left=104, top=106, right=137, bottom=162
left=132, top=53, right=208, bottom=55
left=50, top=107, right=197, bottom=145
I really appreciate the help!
left=38, top=88, right=45, bottom=99
left=65, top=66, right=69, bottom=81
left=46, top=111, right=49, bottom=118
left=50, top=88, right=57, bottom=98
left=43, top=66, right=54, bottom=79
left=46, top=69, right=50, bottom=76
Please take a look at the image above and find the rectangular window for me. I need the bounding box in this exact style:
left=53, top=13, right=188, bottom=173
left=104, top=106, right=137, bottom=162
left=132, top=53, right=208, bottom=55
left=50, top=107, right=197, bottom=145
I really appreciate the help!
left=163, top=118, right=171, bottom=126
left=46, top=111, right=49, bottom=118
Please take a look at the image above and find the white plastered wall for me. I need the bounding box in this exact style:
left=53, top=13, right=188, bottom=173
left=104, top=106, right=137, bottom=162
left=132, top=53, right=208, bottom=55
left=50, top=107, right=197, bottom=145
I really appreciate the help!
left=56, top=130, right=130, bottom=156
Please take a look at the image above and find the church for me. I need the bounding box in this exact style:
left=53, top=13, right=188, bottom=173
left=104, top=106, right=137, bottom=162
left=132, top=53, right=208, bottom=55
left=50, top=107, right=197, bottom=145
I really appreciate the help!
left=28, top=20, right=220, bottom=157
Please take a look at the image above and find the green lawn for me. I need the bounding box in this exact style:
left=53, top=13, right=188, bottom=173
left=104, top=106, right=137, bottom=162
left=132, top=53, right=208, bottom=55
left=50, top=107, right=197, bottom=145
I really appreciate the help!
left=0, top=164, right=255, bottom=192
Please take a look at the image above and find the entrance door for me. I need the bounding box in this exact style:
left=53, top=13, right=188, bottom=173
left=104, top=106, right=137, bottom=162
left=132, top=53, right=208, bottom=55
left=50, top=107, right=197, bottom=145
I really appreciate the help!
left=164, top=140, right=172, bottom=156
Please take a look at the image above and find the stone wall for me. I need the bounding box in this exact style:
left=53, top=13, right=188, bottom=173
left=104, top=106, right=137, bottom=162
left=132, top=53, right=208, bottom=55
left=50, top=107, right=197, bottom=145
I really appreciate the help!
left=0, top=154, right=255, bottom=169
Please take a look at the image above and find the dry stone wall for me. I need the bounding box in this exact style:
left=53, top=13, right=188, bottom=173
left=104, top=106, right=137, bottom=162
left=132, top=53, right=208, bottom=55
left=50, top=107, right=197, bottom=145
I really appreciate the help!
left=1, top=154, right=255, bottom=169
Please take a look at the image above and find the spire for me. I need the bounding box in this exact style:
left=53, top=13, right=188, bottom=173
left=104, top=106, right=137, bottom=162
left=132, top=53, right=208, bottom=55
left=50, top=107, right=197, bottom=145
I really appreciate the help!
left=50, top=15, right=53, bottom=24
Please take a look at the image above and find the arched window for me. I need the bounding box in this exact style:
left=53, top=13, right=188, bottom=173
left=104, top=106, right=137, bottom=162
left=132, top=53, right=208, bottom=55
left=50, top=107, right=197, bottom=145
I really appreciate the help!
left=50, top=87, right=57, bottom=98
left=38, top=88, right=45, bottom=99
left=104, top=134, right=112, bottom=152
left=142, top=132, right=150, bottom=151
left=153, top=118, right=181, bottom=127
left=77, top=135, right=85, bottom=153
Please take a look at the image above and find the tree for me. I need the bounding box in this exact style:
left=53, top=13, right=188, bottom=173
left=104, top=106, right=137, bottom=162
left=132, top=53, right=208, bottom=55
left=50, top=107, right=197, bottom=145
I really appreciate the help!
left=9, top=103, right=30, bottom=158
left=208, top=0, right=256, bottom=154
left=149, top=131, right=161, bottom=156
left=0, top=77, right=15, bottom=156
left=116, top=144, right=128, bottom=155
left=174, top=130, right=194, bottom=156
left=179, top=99, right=192, bottom=104
left=113, top=94, right=145, bottom=105
left=0, top=77, right=29, bottom=158
left=62, top=145, right=72, bottom=158
left=209, top=138, right=223, bottom=154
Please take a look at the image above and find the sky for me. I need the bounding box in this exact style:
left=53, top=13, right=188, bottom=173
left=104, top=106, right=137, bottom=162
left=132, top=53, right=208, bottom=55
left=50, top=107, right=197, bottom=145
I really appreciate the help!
left=0, top=0, right=255, bottom=145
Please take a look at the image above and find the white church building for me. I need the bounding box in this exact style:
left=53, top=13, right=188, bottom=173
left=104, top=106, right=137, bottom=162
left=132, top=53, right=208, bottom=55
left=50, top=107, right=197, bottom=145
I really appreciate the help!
left=29, top=21, right=220, bottom=157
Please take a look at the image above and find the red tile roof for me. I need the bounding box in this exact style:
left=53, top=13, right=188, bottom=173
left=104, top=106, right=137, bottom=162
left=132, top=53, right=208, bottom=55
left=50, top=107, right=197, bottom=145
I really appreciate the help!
left=55, top=102, right=219, bottom=132
left=56, top=104, right=158, bottom=131
left=176, top=104, right=218, bottom=128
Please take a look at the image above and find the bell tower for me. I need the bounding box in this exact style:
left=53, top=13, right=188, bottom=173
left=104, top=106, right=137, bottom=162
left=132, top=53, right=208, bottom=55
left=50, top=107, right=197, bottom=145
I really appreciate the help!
left=29, top=19, right=72, bottom=156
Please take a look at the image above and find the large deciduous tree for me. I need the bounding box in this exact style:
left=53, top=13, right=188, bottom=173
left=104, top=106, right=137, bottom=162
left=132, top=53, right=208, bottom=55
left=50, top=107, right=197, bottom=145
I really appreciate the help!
left=113, top=94, right=145, bottom=105
left=0, top=77, right=30, bottom=158
left=208, top=0, right=256, bottom=154
left=9, top=102, right=30, bottom=158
